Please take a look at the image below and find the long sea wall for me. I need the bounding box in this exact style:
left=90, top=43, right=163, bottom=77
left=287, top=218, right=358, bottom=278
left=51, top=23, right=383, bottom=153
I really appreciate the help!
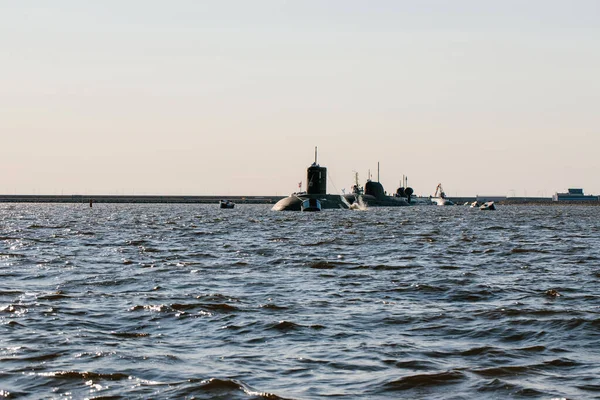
left=0, top=195, right=284, bottom=204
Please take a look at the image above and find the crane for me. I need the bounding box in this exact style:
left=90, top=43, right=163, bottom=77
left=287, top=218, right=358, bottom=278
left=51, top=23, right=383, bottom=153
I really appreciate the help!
left=434, top=183, right=446, bottom=199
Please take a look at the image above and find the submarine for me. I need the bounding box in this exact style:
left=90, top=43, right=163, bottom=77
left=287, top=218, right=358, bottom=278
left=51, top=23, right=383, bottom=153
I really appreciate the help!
left=343, top=167, right=413, bottom=207
left=272, top=148, right=350, bottom=211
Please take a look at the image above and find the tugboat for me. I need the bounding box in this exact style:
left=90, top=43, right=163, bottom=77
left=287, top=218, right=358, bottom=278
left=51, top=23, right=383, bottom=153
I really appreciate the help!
left=219, top=200, right=235, bottom=209
left=272, top=148, right=349, bottom=211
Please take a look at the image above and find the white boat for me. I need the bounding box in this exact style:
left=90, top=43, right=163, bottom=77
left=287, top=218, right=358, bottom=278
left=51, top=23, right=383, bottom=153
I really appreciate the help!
left=430, top=183, right=454, bottom=206
left=480, top=201, right=496, bottom=210
left=431, top=197, right=454, bottom=206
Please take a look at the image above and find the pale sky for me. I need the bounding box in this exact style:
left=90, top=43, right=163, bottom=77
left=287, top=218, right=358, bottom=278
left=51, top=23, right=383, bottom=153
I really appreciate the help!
left=2, top=1, right=599, bottom=197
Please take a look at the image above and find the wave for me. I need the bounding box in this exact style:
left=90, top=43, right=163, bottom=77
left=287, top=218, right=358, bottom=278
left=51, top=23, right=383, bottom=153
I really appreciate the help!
left=38, top=370, right=131, bottom=381
left=473, top=365, right=534, bottom=377
left=266, top=320, right=324, bottom=332
left=386, top=359, right=438, bottom=370
left=309, top=261, right=338, bottom=269
left=170, top=378, right=290, bottom=399
left=0, top=252, right=26, bottom=258
left=352, top=264, right=423, bottom=271
left=476, top=378, right=544, bottom=397
left=0, top=304, right=28, bottom=314
left=511, top=247, right=549, bottom=254
left=38, top=291, right=69, bottom=300
left=259, top=303, right=289, bottom=311
left=383, top=370, right=466, bottom=390
left=129, top=301, right=240, bottom=314
left=171, top=303, right=240, bottom=313
left=301, top=238, right=341, bottom=247
left=543, top=358, right=579, bottom=367
left=110, top=331, right=151, bottom=338
left=0, top=290, right=23, bottom=296
left=459, top=346, right=505, bottom=357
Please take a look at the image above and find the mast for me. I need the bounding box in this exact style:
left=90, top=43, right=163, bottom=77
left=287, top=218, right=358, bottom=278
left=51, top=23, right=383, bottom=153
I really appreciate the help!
left=377, top=162, right=380, bottom=182
left=314, top=146, right=318, bottom=164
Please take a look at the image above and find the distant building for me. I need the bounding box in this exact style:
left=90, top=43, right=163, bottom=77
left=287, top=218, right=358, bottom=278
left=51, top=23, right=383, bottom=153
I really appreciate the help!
left=553, top=188, right=599, bottom=202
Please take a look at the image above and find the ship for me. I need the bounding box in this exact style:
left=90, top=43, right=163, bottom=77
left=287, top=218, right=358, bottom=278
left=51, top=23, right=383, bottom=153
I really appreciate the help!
left=219, top=199, right=235, bottom=209
left=430, top=183, right=454, bottom=206
left=272, top=148, right=349, bottom=211
left=343, top=166, right=412, bottom=207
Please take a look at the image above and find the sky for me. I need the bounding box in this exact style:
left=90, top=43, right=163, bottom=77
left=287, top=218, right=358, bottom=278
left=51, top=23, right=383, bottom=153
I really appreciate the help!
left=1, top=1, right=599, bottom=197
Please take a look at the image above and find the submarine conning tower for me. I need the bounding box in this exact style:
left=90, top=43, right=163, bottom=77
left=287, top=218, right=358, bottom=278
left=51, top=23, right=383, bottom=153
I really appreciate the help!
left=306, top=147, right=327, bottom=195
left=365, top=180, right=385, bottom=199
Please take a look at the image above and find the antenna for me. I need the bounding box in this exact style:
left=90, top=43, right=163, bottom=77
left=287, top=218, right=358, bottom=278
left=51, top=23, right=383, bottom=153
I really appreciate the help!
left=314, top=146, right=318, bottom=164
left=377, top=162, right=380, bottom=182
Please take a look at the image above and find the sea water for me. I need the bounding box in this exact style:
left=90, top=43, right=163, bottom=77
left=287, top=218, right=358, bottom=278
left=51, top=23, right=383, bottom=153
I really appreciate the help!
left=1, top=203, right=599, bottom=399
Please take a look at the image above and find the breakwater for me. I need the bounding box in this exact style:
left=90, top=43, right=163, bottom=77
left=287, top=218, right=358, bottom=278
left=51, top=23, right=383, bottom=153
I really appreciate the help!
left=0, top=195, right=284, bottom=204
left=447, top=197, right=554, bottom=205
left=0, top=195, right=596, bottom=205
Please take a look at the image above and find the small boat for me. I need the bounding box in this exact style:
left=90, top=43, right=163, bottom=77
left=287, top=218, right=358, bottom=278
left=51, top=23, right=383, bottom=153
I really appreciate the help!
left=301, top=198, right=321, bottom=212
left=219, top=200, right=235, bottom=209
left=470, top=201, right=481, bottom=208
left=480, top=201, right=496, bottom=210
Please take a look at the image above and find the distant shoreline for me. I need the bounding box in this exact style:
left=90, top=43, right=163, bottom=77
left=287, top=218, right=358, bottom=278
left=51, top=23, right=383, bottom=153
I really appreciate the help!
left=0, top=194, right=598, bottom=205
left=0, top=195, right=284, bottom=204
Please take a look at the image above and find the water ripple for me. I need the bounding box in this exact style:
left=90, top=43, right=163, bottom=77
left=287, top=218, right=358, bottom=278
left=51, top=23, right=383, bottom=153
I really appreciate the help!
left=1, top=203, right=599, bottom=398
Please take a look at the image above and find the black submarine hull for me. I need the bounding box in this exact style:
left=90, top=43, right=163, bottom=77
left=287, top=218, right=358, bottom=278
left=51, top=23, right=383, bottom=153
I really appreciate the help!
left=272, top=148, right=411, bottom=211
left=272, top=194, right=349, bottom=211
left=343, top=194, right=410, bottom=207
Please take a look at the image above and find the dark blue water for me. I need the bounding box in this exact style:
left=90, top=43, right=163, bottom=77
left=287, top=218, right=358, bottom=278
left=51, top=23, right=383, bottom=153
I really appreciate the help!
left=1, top=203, right=599, bottom=399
